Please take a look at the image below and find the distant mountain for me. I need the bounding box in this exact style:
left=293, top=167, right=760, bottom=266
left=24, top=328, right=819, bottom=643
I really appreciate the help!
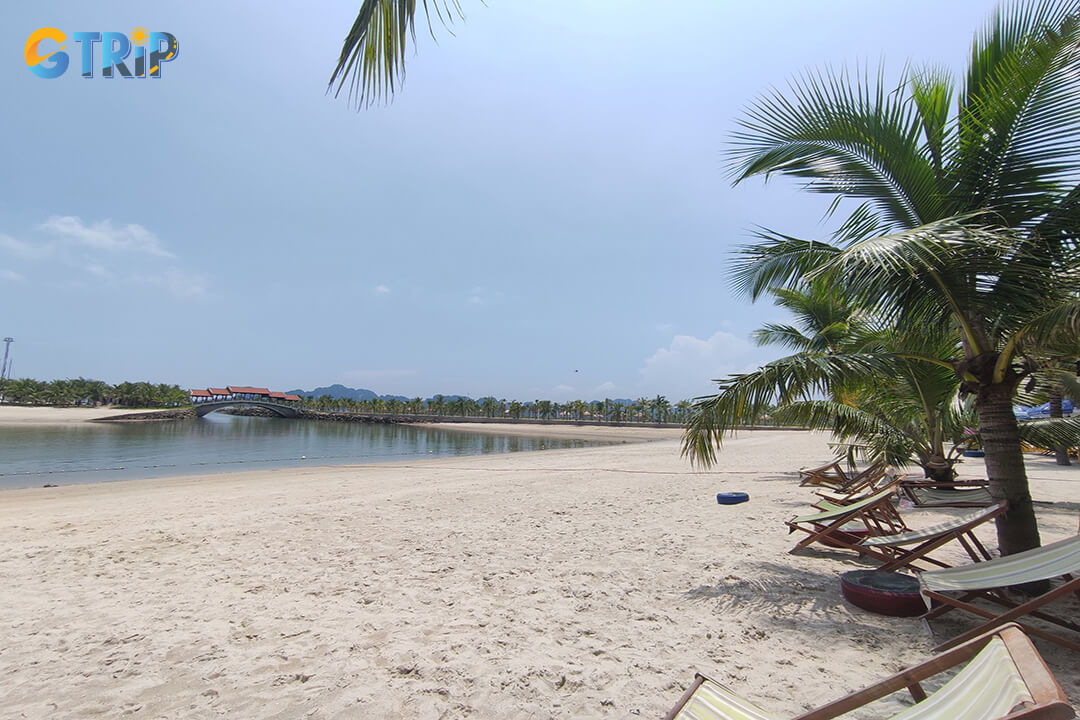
left=286, top=384, right=409, bottom=403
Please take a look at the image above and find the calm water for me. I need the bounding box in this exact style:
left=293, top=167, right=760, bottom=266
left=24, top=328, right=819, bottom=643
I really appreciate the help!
left=0, top=414, right=604, bottom=490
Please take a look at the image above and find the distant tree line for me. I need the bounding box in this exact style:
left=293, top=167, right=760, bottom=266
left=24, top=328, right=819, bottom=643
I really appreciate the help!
left=300, top=394, right=702, bottom=424
left=0, top=377, right=189, bottom=408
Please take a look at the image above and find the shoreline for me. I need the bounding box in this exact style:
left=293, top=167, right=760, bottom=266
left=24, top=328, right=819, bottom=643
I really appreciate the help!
left=0, top=405, right=171, bottom=424
left=1, top=431, right=1076, bottom=717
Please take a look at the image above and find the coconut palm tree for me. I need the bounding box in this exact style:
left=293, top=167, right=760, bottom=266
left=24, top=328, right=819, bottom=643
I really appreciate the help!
left=687, top=0, right=1080, bottom=556
left=704, top=281, right=973, bottom=481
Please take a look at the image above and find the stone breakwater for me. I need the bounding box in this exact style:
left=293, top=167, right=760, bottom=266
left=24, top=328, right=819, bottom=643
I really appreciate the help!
left=91, top=408, right=195, bottom=422
left=298, top=409, right=412, bottom=423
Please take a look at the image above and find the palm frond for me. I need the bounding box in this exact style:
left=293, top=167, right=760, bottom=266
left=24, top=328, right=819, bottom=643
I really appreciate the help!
left=1017, top=415, right=1080, bottom=448
left=730, top=64, right=945, bottom=229
left=773, top=399, right=922, bottom=467
left=751, top=323, right=814, bottom=351
left=729, top=229, right=842, bottom=300
left=329, top=0, right=464, bottom=108
left=956, top=0, right=1080, bottom=223
left=1013, top=297, right=1080, bottom=352
left=682, top=352, right=901, bottom=466
left=909, top=64, right=956, bottom=178
left=817, top=216, right=1057, bottom=350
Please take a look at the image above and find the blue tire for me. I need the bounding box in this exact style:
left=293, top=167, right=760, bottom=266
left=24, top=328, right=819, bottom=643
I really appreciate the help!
left=716, top=492, right=750, bottom=505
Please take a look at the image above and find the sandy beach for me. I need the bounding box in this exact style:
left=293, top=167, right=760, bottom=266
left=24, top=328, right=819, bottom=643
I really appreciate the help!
left=1, top=424, right=1077, bottom=718
left=0, top=406, right=168, bottom=425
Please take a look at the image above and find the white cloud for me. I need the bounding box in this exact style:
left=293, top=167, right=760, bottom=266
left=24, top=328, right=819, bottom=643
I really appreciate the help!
left=2, top=218, right=210, bottom=300
left=639, top=331, right=757, bottom=400
left=40, top=216, right=175, bottom=258
left=374, top=284, right=391, bottom=294
left=0, top=233, right=53, bottom=259
left=85, top=263, right=113, bottom=279
left=593, top=381, right=616, bottom=394
left=0, top=269, right=24, bottom=282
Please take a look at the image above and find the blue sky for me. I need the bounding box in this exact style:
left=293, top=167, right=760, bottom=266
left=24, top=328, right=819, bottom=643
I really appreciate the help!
left=2, top=1, right=1001, bottom=402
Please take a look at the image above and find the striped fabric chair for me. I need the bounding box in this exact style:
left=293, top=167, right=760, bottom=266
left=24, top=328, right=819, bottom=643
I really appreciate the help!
left=900, top=480, right=995, bottom=508
left=786, top=482, right=906, bottom=555
left=920, top=533, right=1080, bottom=652
left=664, top=624, right=1074, bottom=720
left=856, top=502, right=1006, bottom=572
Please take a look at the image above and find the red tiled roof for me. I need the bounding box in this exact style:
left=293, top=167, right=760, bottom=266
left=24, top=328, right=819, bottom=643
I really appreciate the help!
left=208, top=387, right=231, bottom=395
left=189, top=389, right=212, bottom=397
left=227, top=386, right=270, bottom=395
left=284, top=394, right=302, bottom=402
left=269, top=392, right=286, bottom=400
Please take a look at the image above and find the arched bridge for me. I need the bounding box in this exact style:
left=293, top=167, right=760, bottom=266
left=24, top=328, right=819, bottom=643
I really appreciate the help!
left=194, top=399, right=300, bottom=418
left=190, top=386, right=303, bottom=418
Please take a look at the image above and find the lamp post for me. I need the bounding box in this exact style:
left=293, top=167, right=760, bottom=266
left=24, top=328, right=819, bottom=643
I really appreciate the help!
left=1, top=337, right=11, bottom=381
left=0, top=337, right=11, bottom=403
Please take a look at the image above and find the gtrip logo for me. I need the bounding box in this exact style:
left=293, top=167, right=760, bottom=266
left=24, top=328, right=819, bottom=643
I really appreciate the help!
left=25, top=27, right=179, bottom=79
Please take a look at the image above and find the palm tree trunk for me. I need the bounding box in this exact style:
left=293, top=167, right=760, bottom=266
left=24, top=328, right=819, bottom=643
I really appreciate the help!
left=1049, top=391, right=1071, bottom=466
left=976, top=384, right=1042, bottom=557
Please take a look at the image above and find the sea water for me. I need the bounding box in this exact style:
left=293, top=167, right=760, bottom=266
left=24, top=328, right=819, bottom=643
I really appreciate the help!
left=0, top=413, right=603, bottom=489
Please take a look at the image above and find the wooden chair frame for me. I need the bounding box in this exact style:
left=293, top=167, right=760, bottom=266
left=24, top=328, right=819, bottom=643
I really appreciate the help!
left=923, top=576, right=1080, bottom=653
left=857, top=501, right=1007, bottom=573
left=786, top=480, right=906, bottom=556
left=665, top=624, right=1074, bottom=720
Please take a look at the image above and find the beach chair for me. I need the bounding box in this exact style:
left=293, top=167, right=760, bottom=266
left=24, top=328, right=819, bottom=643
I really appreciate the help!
left=664, top=623, right=1074, bottom=720
left=900, top=479, right=994, bottom=508
left=920, top=533, right=1080, bottom=652
left=798, top=460, right=848, bottom=487
left=799, top=461, right=881, bottom=490
left=786, top=482, right=906, bottom=556
left=813, top=468, right=898, bottom=507
left=857, top=502, right=1006, bottom=572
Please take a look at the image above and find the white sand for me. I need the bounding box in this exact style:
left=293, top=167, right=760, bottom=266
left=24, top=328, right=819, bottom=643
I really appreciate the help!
left=1, top=428, right=1077, bottom=718
left=0, top=406, right=169, bottom=424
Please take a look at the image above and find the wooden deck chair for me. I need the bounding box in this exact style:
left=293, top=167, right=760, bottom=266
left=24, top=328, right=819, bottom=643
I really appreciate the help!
left=799, top=461, right=881, bottom=490
left=786, top=482, right=906, bottom=556
left=920, top=533, right=1080, bottom=652
left=814, top=469, right=898, bottom=508
left=856, top=502, right=1007, bottom=572
left=900, top=479, right=994, bottom=508
left=798, top=460, right=849, bottom=488
left=664, top=623, right=1074, bottom=720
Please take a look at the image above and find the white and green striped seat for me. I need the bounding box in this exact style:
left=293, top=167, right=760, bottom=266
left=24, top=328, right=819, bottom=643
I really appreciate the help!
left=862, top=504, right=1001, bottom=548
left=908, top=486, right=994, bottom=507
left=668, top=677, right=778, bottom=720
left=666, top=627, right=1071, bottom=720
left=920, top=533, right=1080, bottom=593
left=791, top=486, right=897, bottom=525
left=920, top=534, right=1080, bottom=652
left=887, top=637, right=1033, bottom=720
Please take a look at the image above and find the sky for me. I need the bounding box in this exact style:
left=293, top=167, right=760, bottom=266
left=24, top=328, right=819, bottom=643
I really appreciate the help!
left=1, top=0, right=1004, bottom=402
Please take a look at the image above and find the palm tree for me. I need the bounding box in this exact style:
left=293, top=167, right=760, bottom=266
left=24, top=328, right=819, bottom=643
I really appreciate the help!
left=688, top=0, right=1080, bottom=556
left=703, top=281, right=972, bottom=480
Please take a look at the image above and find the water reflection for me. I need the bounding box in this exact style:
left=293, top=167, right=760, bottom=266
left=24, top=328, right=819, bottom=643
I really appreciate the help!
left=0, top=414, right=603, bottom=489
